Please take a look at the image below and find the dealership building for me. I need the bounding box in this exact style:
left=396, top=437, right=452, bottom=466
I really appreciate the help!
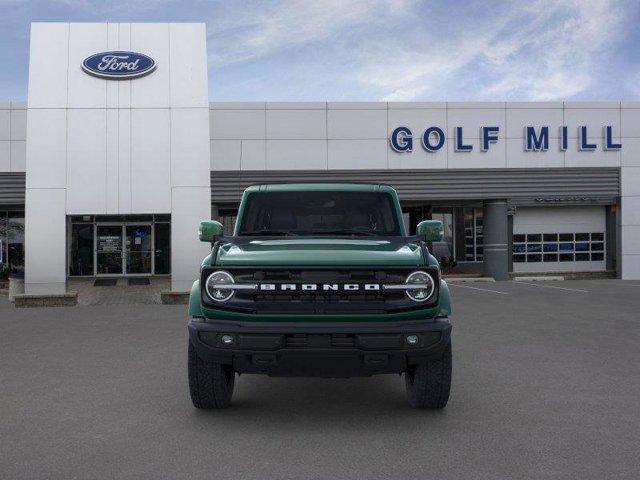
left=1, top=22, right=640, bottom=295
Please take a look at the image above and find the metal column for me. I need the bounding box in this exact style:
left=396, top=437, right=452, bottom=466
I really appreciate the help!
left=483, top=200, right=509, bottom=280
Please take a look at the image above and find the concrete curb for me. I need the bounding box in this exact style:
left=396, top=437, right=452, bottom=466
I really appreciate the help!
left=514, top=276, right=564, bottom=282
left=14, top=292, right=78, bottom=308
left=445, top=277, right=496, bottom=283
left=161, top=291, right=190, bottom=305
left=508, top=270, right=615, bottom=280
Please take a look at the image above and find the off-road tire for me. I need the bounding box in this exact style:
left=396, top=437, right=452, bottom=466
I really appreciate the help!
left=188, top=340, right=235, bottom=409
left=404, top=340, right=452, bottom=409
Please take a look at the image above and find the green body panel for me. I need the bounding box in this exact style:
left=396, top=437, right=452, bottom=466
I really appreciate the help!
left=201, top=253, right=212, bottom=266
left=189, top=183, right=451, bottom=322
left=188, top=280, right=204, bottom=317
left=215, top=238, right=423, bottom=267
left=438, top=280, right=452, bottom=316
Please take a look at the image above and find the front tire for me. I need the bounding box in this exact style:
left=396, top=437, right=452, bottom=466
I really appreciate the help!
left=404, top=340, right=452, bottom=409
left=188, top=341, right=235, bottom=409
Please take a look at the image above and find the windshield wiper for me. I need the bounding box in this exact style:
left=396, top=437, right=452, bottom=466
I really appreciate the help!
left=239, top=229, right=299, bottom=236
left=311, top=229, right=379, bottom=237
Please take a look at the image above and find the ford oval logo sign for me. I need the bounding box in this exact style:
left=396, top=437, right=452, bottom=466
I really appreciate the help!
left=82, top=51, right=156, bottom=80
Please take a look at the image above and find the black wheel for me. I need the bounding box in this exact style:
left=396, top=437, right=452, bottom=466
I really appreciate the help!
left=404, top=340, right=452, bottom=409
left=188, top=340, right=235, bottom=409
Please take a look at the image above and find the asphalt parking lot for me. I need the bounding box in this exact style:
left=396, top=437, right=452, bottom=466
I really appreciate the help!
left=1, top=280, right=639, bottom=480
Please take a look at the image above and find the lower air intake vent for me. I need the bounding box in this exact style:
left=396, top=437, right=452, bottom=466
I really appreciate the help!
left=285, top=334, right=356, bottom=348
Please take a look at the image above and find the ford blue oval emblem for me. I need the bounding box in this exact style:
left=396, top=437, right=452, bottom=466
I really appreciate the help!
left=82, top=51, right=156, bottom=80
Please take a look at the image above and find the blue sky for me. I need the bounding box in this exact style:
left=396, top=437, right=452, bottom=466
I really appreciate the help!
left=1, top=0, right=639, bottom=101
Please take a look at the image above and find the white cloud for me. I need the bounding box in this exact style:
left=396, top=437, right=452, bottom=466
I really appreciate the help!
left=208, top=0, right=412, bottom=66
left=209, top=0, right=629, bottom=101
left=480, top=0, right=625, bottom=100
left=25, top=0, right=175, bottom=11
left=358, top=0, right=627, bottom=101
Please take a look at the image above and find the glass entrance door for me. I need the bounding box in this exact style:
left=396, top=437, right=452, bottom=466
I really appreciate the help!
left=125, top=225, right=152, bottom=275
left=71, top=216, right=168, bottom=278
left=96, top=225, right=123, bottom=275
left=95, top=224, right=153, bottom=276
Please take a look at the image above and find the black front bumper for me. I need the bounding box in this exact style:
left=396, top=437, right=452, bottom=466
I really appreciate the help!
left=188, top=318, right=452, bottom=378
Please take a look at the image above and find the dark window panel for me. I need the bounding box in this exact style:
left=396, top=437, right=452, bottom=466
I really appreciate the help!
left=69, top=224, right=94, bottom=276
left=575, top=242, right=590, bottom=251
left=70, top=215, right=94, bottom=223
left=153, top=214, right=171, bottom=223
left=559, top=243, right=573, bottom=252
left=154, top=223, right=171, bottom=274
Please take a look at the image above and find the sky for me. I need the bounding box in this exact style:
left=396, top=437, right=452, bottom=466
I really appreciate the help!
left=1, top=0, right=639, bottom=102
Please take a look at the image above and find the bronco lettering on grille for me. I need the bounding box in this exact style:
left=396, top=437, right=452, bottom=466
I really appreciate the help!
left=258, top=283, right=381, bottom=291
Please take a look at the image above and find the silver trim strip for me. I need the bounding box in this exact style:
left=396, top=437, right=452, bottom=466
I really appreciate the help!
left=382, top=284, right=431, bottom=290
left=216, top=283, right=434, bottom=291
left=213, top=284, right=258, bottom=290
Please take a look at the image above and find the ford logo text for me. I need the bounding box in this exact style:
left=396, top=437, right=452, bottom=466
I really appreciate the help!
left=82, top=51, right=156, bottom=80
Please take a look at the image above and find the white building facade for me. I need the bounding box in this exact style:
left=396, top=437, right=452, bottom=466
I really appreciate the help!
left=0, top=22, right=639, bottom=294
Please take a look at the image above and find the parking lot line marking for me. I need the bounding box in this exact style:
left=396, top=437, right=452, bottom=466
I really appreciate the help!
left=514, top=281, right=588, bottom=293
left=449, top=283, right=509, bottom=295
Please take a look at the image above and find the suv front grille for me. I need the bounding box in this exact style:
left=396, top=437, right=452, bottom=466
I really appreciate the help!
left=253, top=293, right=388, bottom=303
left=201, top=266, right=439, bottom=314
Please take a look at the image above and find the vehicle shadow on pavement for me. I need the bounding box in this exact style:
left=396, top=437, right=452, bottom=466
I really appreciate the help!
left=186, top=375, right=450, bottom=425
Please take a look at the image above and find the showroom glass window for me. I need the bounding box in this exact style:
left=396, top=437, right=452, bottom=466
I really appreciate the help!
left=68, top=215, right=171, bottom=276
left=431, top=209, right=455, bottom=263
left=70, top=217, right=94, bottom=276
left=0, top=211, right=6, bottom=273
left=463, top=207, right=483, bottom=262
left=217, top=208, right=237, bottom=236
left=1, top=211, right=25, bottom=274
left=154, top=215, right=171, bottom=275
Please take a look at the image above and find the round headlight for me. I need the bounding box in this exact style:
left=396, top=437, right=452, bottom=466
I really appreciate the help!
left=205, top=270, right=235, bottom=302
left=405, top=271, right=435, bottom=302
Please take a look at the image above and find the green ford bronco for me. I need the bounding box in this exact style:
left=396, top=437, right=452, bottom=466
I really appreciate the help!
left=187, top=184, right=452, bottom=409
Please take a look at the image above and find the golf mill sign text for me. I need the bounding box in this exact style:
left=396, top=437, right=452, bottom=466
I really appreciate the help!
left=390, top=125, right=622, bottom=153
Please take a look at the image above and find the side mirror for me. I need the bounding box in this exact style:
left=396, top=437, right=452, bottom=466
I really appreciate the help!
left=416, top=220, right=443, bottom=243
left=199, top=220, right=224, bottom=242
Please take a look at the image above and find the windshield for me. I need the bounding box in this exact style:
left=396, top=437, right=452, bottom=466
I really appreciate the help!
left=237, top=191, right=402, bottom=236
